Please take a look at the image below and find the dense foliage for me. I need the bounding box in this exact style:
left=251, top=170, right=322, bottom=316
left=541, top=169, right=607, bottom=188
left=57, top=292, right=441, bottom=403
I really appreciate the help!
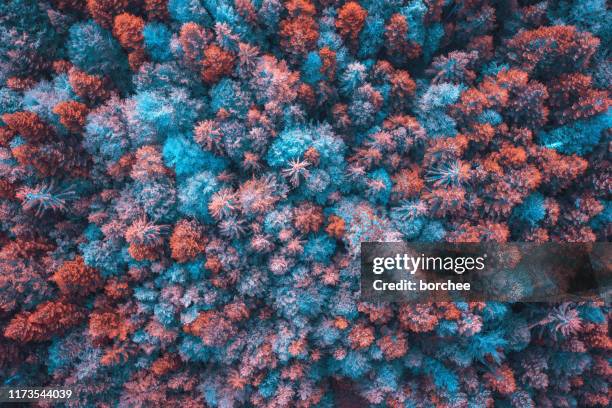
left=0, top=0, right=610, bottom=406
